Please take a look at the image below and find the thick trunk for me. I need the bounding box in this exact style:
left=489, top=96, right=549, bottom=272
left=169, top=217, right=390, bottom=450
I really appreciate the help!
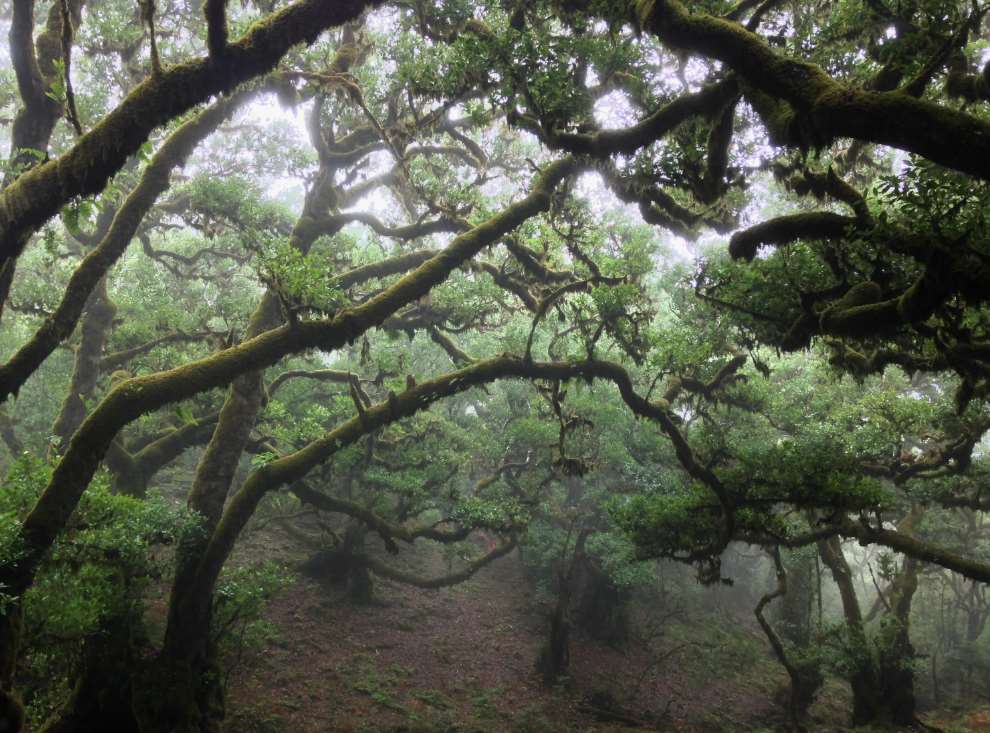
left=537, top=528, right=589, bottom=686
left=299, top=521, right=378, bottom=603
left=38, top=612, right=142, bottom=733
left=141, top=153, right=330, bottom=726
left=132, top=655, right=224, bottom=733
left=816, top=538, right=883, bottom=725
left=135, top=313, right=273, bottom=730
left=536, top=600, right=570, bottom=686
left=818, top=537, right=920, bottom=726
left=51, top=277, right=116, bottom=449
left=876, top=557, right=919, bottom=726
left=347, top=531, right=374, bottom=605
left=776, top=551, right=815, bottom=648
left=144, top=363, right=267, bottom=732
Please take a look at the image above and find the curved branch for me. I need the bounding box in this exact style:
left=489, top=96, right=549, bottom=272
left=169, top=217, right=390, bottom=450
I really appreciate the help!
left=634, top=0, right=990, bottom=179
left=362, top=536, right=516, bottom=588
left=517, top=79, right=738, bottom=157
left=728, top=211, right=856, bottom=261
left=0, top=89, right=256, bottom=403
left=100, top=331, right=218, bottom=372
left=840, top=519, right=990, bottom=584
left=195, top=351, right=729, bottom=600
left=266, top=368, right=364, bottom=398
left=289, top=482, right=472, bottom=545
left=0, top=158, right=577, bottom=599
left=0, top=0, right=383, bottom=268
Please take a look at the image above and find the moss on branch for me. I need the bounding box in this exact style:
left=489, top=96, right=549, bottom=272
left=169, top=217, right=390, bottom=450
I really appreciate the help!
left=0, top=158, right=578, bottom=603
left=0, top=90, right=256, bottom=403
left=0, top=0, right=383, bottom=269
left=728, top=212, right=855, bottom=261
left=634, top=0, right=990, bottom=180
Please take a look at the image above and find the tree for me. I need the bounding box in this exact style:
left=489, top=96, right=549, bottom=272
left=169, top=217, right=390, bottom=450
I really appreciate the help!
left=3, top=0, right=990, bottom=731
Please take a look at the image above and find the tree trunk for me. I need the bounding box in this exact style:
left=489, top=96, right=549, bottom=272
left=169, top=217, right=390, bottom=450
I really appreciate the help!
left=536, top=598, right=570, bottom=686
left=818, top=536, right=921, bottom=726
left=776, top=550, right=815, bottom=648
left=536, top=527, right=589, bottom=686
left=51, top=277, right=116, bottom=450
left=817, top=537, right=883, bottom=726
left=876, top=556, right=919, bottom=727
left=134, top=152, right=336, bottom=728
left=346, top=526, right=375, bottom=604
left=0, top=605, right=24, bottom=733
left=38, top=611, right=142, bottom=733
left=132, top=303, right=275, bottom=732
left=755, top=548, right=822, bottom=731
left=574, top=557, right=627, bottom=645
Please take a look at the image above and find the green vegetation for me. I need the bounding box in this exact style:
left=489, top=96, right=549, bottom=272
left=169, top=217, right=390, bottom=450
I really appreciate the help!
left=1, top=0, right=990, bottom=730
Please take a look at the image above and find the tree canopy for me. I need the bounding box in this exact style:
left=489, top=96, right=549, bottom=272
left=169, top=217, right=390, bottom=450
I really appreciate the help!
left=2, top=0, right=990, bottom=730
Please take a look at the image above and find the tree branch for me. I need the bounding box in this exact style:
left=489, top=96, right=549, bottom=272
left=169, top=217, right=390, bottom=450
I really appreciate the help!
left=0, top=0, right=383, bottom=270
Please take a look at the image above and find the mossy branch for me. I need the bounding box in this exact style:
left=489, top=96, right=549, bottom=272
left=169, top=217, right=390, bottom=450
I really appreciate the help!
left=196, top=352, right=733, bottom=598
left=361, top=537, right=516, bottom=589
left=0, top=90, right=257, bottom=403
left=635, top=0, right=990, bottom=180
left=204, top=0, right=229, bottom=58
left=526, top=78, right=738, bottom=157
left=0, top=159, right=577, bottom=601
left=729, top=211, right=856, bottom=261
left=290, top=482, right=472, bottom=545
left=0, top=0, right=383, bottom=270
left=839, top=519, right=990, bottom=584
left=99, top=331, right=219, bottom=372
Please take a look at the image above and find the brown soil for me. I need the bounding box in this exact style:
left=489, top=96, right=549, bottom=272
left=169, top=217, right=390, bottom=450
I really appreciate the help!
left=221, top=520, right=803, bottom=733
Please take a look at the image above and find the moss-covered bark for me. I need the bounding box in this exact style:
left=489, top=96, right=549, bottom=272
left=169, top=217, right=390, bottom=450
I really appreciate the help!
left=633, top=0, right=990, bottom=179
left=5, top=0, right=82, bottom=186
left=37, top=610, right=143, bottom=733
left=876, top=557, right=919, bottom=726
left=0, top=0, right=381, bottom=270
left=147, top=147, right=330, bottom=730
left=840, top=519, right=990, bottom=584
left=0, top=157, right=575, bottom=624
left=816, top=537, right=883, bottom=726
left=728, top=212, right=855, bottom=262
left=0, top=90, right=256, bottom=403
left=50, top=277, right=116, bottom=447
left=520, top=78, right=739, bottom=157
left=0, top=0, right=84, bottom=321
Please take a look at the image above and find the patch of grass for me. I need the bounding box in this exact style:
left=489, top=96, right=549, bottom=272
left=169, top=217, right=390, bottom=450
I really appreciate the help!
left=347, top=656, right=411, bottom=713
left=511, top=702, right=557, bottom=732
left=413, top=688, right=453, bottom=709
left=222, top=705, right=283, bottom=733
left=389, top=662, right=415, bottom=677
left=469, top=685, right=502, bottom=720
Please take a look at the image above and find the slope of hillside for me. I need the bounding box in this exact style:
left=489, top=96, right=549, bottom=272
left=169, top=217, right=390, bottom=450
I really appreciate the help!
left=220, top=521, right=853, bottom=733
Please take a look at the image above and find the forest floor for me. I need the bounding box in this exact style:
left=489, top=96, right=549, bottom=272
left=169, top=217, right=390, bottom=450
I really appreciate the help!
left=215, top=514, right=873, bottom=733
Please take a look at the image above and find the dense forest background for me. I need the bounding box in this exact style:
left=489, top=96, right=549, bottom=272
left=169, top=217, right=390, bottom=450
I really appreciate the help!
left=1, top=0, right=990, bottom=730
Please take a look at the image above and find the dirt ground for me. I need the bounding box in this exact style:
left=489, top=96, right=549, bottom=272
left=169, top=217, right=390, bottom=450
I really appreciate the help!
left=221, top=519, right=833, bottom=733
